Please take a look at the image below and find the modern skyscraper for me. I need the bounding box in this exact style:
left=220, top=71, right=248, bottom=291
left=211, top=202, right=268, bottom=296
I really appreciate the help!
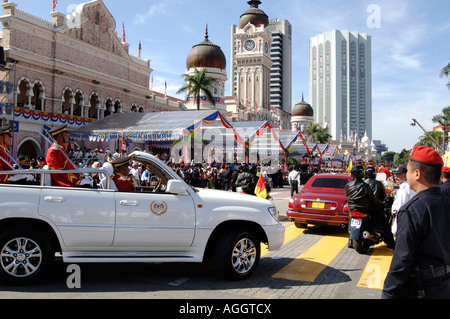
left=267, top=19, right=292, bottom=115
left=309, top=30, right=372, bottom=141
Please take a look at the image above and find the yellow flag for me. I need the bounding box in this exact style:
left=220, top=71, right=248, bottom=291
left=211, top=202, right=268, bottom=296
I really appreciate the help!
left=346, top=161, right=353, bottom=175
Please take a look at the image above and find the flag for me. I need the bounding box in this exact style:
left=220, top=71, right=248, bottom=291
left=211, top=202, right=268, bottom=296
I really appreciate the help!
left=254, top=173, right=268, bottom=199
left=122, top=22, right=126, bottom=42
left=346, top=160, right=353, bottom=175
left=138, top=41, right=142, bottom=58
left=150, top=76, right=154, bottom=91
left=164, top=81, right=167, bottom=98
left=52, top=0, right=58, bottom=12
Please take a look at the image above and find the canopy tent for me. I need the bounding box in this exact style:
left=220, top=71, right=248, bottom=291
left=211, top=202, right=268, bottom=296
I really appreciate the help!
left=72, top=110, right=233, bottom=142
left=72, top=110, right=346, bottom=164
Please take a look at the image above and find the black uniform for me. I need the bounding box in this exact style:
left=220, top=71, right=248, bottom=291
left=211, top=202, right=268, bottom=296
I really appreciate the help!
left=382, top=187, right=450, bottom=299
left=344, top=179, right=376, bottom=214
left=441, top=180, right=450, bottom=197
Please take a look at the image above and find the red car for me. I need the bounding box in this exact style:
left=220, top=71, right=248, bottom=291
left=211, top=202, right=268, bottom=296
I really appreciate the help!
left=287, top=174, right=352, bottom=229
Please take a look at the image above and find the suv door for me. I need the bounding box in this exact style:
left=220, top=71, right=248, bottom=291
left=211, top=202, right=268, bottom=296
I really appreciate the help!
left=112, top=189, right=196, bottom=248
left=39, top=187, right=116, bottom=247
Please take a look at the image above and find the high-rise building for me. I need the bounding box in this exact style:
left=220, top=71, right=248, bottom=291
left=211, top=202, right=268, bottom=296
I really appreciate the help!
left=309, top=30, right=372, bottom=141
left=267, top=19, right=292, bottom=115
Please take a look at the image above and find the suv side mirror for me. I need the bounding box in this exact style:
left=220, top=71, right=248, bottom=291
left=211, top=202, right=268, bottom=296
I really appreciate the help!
left=166, top=180, right=189, bottom=196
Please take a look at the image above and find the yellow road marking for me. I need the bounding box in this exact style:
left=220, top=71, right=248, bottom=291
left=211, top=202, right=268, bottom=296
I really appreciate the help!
left=261, top=223, right=305, bottom=257
left=357, top=244, right=393, bottom=289
left=272, top=232, right=348, bottom=282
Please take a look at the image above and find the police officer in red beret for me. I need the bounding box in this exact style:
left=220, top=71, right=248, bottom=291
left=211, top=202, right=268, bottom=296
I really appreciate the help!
left=382, top=146, right=450, bottom=299
left=441, top=166, right=450, bottom=197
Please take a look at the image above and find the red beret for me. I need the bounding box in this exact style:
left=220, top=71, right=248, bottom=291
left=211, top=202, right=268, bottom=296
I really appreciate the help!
left=410, top=146, right=444, bottom=167
left=443, top=167, right=450, bottom=174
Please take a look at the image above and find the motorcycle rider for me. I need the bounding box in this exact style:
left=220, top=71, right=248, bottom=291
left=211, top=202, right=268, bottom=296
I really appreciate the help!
left=235, top=163, right=258, bottom=195
left=364, top=166, right=395, bottom=249
left=345, top=165, right=376, bottom=213
left=344, top=165, right=377, bottom=248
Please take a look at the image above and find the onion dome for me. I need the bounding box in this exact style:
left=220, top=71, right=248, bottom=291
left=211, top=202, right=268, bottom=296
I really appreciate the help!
left=292, top=95, right=314, bottom=117
left=239, top=0, right=269, bottom=29
left=186, top=27, right=227, bottom=70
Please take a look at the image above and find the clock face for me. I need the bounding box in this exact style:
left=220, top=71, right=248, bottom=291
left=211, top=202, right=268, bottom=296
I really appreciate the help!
left=244, top=39, right=256, bottom=51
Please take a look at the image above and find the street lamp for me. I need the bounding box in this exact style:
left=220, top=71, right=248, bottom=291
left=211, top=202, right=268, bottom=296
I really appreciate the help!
left=410, top=118, right=444, bottom=154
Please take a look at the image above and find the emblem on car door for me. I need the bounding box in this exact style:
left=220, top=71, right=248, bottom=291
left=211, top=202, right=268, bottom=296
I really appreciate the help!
left=150, top=201, right=168, bottom=216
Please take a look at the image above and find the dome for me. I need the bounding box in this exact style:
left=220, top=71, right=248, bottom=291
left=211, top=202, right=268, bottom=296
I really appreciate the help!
left=292, top=98, right=314, bottom=117
left=239, top=0, right=269, bottom=29
left=186, top=29, right=226, bottom=70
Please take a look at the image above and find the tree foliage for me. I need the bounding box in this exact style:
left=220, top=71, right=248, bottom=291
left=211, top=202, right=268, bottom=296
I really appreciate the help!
left=304, top=123, right=332, bottom=144
left=177, top=67, right=217, bottom=111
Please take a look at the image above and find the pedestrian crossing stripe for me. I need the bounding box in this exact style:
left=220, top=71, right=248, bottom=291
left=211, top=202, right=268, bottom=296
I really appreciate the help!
left=272, top=232, right=348, bottom=282
left=262, top=223, right=393, bottom=289
left=357, top=243, right=393, bottom=290
left=261, top=223, right=304, bottom=257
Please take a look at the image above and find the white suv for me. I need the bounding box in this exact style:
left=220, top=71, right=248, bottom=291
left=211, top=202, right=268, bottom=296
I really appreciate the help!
left=0, top=152, right=284, bottom=284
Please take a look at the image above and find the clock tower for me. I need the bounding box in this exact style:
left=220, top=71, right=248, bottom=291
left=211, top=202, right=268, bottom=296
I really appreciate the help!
left=230, top=0, right=272, bottom=120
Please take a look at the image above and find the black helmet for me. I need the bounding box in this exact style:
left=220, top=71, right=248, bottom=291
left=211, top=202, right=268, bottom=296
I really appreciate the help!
left=365, top=167, right=377, bottom=179
left=351, top=165, right=365, bottom=179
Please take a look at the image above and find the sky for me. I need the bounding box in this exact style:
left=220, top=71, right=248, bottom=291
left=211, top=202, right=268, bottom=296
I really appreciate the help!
left=6, top=0, right=450, bottom=153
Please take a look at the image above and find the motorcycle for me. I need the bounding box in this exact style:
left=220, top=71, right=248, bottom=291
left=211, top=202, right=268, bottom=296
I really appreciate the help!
left=349, top=197, right=394, bottom=254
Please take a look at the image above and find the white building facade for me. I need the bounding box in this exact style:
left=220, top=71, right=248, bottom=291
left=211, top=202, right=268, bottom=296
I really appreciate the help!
left=309, top=30, right=372, bottom=141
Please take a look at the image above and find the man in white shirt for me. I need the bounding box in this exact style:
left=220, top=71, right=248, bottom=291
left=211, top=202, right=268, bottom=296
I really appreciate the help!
left=130, top=161, right=141, bottom=187
left=391, top=166, right=416, bottom=236
left=288, top=165, right=301, bottom=197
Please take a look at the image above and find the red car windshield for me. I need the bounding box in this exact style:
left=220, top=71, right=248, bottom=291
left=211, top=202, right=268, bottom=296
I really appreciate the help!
left=310, top=178, right=349, bottom=189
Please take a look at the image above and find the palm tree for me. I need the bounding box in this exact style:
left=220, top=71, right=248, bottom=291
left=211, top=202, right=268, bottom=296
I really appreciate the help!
left=177, top=67, right=217, bottom=111
left=432, top=106, right=450, bottom=126
left=304, top=123, right=332, bottom=143
left=441, top=62, right=450, bottom=89
left=416, top=130, right=444, bottom=149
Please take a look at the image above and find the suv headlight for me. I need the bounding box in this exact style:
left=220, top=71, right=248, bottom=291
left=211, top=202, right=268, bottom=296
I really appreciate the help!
left=268, top=207, right=280, bottom=221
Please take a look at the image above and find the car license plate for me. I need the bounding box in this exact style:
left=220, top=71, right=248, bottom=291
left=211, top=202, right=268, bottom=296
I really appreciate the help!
left=351, top=219, right=362, bottom=228
left=312, top=201, right=325, bottom=209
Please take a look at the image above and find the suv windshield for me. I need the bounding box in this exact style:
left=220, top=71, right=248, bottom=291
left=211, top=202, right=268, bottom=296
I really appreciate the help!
left=311, top=178, right=349, bottom=189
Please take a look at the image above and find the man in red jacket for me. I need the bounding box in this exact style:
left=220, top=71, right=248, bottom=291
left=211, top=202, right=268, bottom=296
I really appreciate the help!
left=377, top=161, right=391, bottom=179
left=45, top=125, right=82, bottom=187
left=0, top=126, right=14, bottom=184
left=111, top=156, right=135, bottom=192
